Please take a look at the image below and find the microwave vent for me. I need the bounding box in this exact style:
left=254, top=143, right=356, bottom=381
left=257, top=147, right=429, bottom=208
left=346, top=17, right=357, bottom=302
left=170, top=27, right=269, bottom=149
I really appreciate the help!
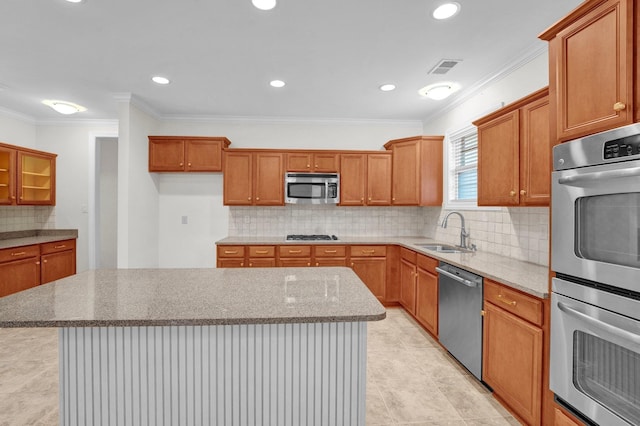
left=428, top=59, right=462, bottom=75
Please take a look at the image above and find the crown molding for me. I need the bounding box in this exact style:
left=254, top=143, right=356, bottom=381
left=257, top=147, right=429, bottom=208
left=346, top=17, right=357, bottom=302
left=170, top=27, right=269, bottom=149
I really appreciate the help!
left=113, top=92, right=162, bottom=120
left=422, top=42, right=548, bottom=124
left=0, top=106, right=36, bottom=124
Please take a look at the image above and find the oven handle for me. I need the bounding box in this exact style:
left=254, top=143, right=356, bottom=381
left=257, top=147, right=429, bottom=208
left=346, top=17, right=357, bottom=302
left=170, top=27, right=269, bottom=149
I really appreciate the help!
left=557, top=301, right=640, bottom=344
left=557, top=166, right=640, bottom=186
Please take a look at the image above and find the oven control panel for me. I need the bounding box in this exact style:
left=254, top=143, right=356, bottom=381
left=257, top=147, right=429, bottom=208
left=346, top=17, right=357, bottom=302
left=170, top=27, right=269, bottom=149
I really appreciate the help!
left=604, top=135, right=640, bottom=159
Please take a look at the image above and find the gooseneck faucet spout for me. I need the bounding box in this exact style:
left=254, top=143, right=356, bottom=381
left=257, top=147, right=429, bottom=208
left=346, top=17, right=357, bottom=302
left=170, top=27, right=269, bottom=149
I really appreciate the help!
left=442, top=211, right=470, bottom=250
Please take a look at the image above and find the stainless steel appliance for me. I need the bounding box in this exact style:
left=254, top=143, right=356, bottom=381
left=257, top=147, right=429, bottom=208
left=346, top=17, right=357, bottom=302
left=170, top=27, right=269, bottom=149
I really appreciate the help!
left=284, top=173, right=340, bottom=204
left=551, top=123, right=640, bottom=425
left=285, top=234, right=338, bottom=241
left=436, top=262, right=483, bottom=381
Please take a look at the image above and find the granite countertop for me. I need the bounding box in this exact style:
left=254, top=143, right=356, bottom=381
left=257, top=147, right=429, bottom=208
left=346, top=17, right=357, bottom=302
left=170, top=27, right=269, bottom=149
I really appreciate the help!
left=217, top=236, right=549, bottom=298
left=0, top=229, right=78, bottom=250
left=0, top=267, right=386, bottom=328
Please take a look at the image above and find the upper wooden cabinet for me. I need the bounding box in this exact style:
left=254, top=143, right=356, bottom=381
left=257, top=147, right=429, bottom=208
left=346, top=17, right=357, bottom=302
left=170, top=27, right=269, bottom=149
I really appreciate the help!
left=148, top=136, right=231, bottom=172
left=339, top=152, right=391, bottom=206
left=539, top=0, right=637, bottom=142
left=0, top=143, right=56, bottom=206
left=286, top=152, right=339, bottom=172
left=223, top=150, right=284, bottom=206
left=384, top=136, right=443, bottom=206
left=473, top=88, right=551, bottom=206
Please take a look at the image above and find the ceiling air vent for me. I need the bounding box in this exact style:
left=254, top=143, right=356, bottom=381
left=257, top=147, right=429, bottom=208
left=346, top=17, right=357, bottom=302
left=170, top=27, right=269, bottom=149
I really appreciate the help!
left=428, top=59, right=462, bottom=75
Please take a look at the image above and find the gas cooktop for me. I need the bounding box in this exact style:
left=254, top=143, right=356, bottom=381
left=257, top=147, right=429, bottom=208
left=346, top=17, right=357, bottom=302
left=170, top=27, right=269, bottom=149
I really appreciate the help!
left=286, top=234, right=339, bottom=241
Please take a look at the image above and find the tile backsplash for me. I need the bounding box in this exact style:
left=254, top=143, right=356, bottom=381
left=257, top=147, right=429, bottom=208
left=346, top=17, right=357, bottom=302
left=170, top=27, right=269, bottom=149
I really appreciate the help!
left=228, top=205, right=550, bottom=266
left=0, top=206, right=56, bottom=232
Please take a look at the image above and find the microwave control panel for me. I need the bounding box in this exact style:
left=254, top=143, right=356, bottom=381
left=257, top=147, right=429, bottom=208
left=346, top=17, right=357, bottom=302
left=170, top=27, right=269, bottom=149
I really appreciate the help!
left=604, top=134, right=640, bottom=159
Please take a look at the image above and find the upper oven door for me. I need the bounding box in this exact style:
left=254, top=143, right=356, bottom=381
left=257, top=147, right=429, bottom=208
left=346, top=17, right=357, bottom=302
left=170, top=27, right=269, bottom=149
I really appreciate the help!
left=552, top=159, right=640, bottom=291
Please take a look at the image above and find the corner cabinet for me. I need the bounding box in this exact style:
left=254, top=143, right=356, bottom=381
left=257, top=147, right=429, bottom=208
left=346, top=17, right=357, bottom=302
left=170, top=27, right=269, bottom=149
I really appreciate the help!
left=223, top=150, right=284, bottom=206
left=539, top=0, right=638, bottom=142
left=148, top=136, right=231, bottom=172
left=0, top=143, right=56, bottom=206
left=384, top=136, right=443, bottom=206
left=473, top=88, right=551, bottom=206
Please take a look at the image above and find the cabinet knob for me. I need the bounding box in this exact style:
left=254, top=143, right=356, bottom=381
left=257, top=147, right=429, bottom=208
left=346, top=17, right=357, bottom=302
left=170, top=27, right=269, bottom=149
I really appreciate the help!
left=392, top=197, right=396, bottom=201
left=520, top=190, right=526, bottom=196
left=240, top=262, right=244, bottom=267
left=256, top=197, right=260, bottom=201
left=10, top=196, right=15, bottom=200
left=613, top=102, right=626, bottom=112
left=307, top=262, right=311, bottom=266
left=510, top=190, right=516, bottom=196
left=315, top=164, right=318, bottom=168
left=249, top=263, right=252, bottom=267
left=36, top=261, right=40, bottom=265
left=368, top=197, right=371, bottom=201
left=43, top=259, right=47, bottom=263
left=306, top=164, right=310, bottom=168
left=179, top=162, right=184, bottom=166
left=188, top=163, right=192, bottom=167
left=360, top=197, right=364, bottom=202
left=350, top=262, right=354, bottom=267
left=247, top=197, right=251, bottom=201
left=316, top=262, right=319, bottom=266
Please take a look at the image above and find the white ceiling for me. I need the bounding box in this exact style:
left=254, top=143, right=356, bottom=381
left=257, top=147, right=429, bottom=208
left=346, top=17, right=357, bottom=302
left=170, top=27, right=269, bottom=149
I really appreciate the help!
left=0, top=0, right=582, bottom=122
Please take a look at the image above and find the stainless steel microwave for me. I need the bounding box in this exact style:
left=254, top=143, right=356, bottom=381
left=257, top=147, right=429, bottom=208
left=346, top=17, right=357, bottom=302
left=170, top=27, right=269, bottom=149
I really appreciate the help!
left=284, top=173, right=340, bottom=204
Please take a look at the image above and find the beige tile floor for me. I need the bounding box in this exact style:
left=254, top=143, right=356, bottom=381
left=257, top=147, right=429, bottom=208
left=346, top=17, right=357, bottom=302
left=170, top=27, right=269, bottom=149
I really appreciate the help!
left=0, top=308, right=520, bottom=425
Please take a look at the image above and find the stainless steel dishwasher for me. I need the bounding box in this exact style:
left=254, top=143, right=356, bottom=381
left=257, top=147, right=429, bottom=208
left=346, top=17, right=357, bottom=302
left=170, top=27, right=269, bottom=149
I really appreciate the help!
left=436, top=262, right=484, bottom=381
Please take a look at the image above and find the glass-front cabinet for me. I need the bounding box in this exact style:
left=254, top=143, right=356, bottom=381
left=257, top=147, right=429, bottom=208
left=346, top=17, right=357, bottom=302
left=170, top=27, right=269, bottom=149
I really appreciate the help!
left=0, top=146, right=16, bottom=205
left=18, top=151, right=55, bottom=205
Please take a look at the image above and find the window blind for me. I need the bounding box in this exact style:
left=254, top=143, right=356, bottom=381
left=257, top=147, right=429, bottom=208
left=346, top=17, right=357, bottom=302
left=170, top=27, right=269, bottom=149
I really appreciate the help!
left=449, top=129, right=478, bottom=202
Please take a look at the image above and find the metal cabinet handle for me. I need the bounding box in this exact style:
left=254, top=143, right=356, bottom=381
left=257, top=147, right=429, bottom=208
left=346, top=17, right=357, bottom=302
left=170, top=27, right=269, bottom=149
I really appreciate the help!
left=323, top=250, right=337, bottom=254
left=188, top=162, right=192, bottom=167
left=520, top=190, right=526, bottom=196
left=509, top=190, right=516, bottom=196
left=254, top=250, right=269, bottom=254
left=11, top=251, right=26, bottom=256
left=613, top=102, right=626, bottom=111
left=361, top=249, right=375, bottom=254
left=256, top=197, right=260, bottom=201
left=435, top=266, right=478, bottom=288
left=288, top=250, right=302, bottom=254
left=497, top=294, right=517, bottom=306
left=179, top=162, right=184, bottom=166
left=315, top=262, right=319, bottom=266
left=43, top=259, right=48, bottom=263
left=224, top=250, right=238, bottom=254
left=247, top=197, right=252, bottom=201
left=54, top=245, right=66, bottom=249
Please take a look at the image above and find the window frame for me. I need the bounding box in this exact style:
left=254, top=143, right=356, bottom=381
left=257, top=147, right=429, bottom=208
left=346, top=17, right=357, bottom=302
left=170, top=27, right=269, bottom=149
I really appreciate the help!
left=443, top=124, right=478, bottom=209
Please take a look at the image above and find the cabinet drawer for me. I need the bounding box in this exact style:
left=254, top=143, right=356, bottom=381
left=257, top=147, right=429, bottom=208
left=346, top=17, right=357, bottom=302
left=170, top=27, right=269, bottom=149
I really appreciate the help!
left=248, top=258, right=276, bottom=267
left=279, top=245, right=311, bottom=257
left=417, top=254, right=438, bottom=273
left=0, top=244, right=40, bottom=263
left=314, top=245, right=346, bottom=257
left=218, top=258, right=245, bottom=268
left=248, top=246, right=275, bottom=258
left=350, top=245, right=386, bottom=257
left=41, top=239, right=75, bottom=255
left=484, top=279, right=543, bottom=326
left=400, top=247, right=416, bottom=263
left=217, top=246, right=246, bottom=258
left=278, top=258, right=312, bottom=267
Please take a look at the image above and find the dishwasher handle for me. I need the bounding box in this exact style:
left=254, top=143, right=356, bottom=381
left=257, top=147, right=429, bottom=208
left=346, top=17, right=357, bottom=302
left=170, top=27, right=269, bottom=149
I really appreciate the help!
left=435, top=266, right=479, bottom=288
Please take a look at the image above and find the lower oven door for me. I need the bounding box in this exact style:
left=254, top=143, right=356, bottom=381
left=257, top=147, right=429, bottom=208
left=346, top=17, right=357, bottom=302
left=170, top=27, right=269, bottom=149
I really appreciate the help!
left=551, top=278, right=640, bottom=425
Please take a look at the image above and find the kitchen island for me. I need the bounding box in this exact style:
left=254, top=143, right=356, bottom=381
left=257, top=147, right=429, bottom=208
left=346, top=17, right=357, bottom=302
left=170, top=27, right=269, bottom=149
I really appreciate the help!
left=0, top=267, right=385, bottom=426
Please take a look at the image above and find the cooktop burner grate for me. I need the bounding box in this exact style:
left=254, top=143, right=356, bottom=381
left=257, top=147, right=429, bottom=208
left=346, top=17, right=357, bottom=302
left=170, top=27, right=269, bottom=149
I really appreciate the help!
left=286, top=234, right=338, bottom=241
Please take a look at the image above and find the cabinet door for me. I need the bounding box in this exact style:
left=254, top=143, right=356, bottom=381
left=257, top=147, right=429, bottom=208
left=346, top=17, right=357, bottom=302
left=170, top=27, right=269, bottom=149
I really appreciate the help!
left=0, top=257, right=40, bottom=297
left=350, top=257, right=386, bottom=301
left=367, top=154, right=392, bottom=206
left=399, top=258, right=417, bottom=314
left=254, top=153, right=284, bottom=205
left=217, top=258, right=245, bottom=268
left=390, top=140, right=420, bottom=205
left=339, top=154, right=366, bottom=206
left=315, top=258, right=348, bottom=267
left=0, top=146, right=16, bottom=205
left=223, top=152, right=253, bottom=205
left=483, top=302, right=543, bottom=426
left=278, top=258, right=312, bottom=267
left=477, top=110, right=519, bottom=206
left=520, top=96, right=551, bottom=205
left=416, top=267, right=438, bottom=336
left=286, top=153, right=313, bottom=171
left=248, top=258, right=276, bottom=267
left=185, top=139, right=224, bottom=172
left=149, top=138, right=185, bottom=171
left=41, top=250, right=75, bottom=284
left=313, top=153, right=339, bottom=172
left=17, top=151, right=56, bottom=205
left=554, top=0, right=633, bottom=141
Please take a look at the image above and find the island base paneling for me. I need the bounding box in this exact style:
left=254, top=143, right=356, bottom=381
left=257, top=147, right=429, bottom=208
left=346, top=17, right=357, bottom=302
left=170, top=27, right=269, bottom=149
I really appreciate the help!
left=59, top=322, right=368, bottom=426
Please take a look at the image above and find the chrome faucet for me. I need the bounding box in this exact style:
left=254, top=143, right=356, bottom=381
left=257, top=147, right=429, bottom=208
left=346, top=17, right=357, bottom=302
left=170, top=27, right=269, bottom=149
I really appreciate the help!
left=441, top=211, right=473, bottom=250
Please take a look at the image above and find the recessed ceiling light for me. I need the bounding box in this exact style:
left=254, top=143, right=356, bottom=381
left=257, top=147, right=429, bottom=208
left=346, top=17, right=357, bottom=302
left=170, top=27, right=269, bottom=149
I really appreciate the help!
left=270, top=80, right=286, bottom=88
left=432, top=2, right=460, bottom=20
left=379, top=84, right=396, bottom=92
left=42, top=100, right=87, bottom=115
left=252, top=0, right=276, bottom=10
left=152, top=76, right=170, bottom=85
left=418, top=82, right=460, bottom=100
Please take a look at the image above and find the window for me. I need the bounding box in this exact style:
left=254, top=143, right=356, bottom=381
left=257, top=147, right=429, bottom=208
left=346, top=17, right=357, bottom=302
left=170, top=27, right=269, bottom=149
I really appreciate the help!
left=445, top=124, right=478, bottom=208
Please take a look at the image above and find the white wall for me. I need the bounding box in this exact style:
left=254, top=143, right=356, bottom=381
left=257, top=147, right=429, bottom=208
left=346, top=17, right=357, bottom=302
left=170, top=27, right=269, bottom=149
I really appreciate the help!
left=0, top=113, right=36, bottom=148
left=35, top=122, right=118, bottom=272
left=97, top=137, right=118, bottom=268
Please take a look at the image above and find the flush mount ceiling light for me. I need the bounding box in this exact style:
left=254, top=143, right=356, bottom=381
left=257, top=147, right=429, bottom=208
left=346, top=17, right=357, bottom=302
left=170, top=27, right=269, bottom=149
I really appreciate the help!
left=65, top=0, right=84, bottom=3
left=432, top=2, right=461, bottom=20
left=152, top=76, right=170, bottom=85
left=270, top=79, right=286, bottom=88
left=379, top=84, right=396, bottom=92
left=42, top=100, right=87, bottom=115
left=418, top=82, right=460, bottom=100
left=252, top=0, right=276, bottom=10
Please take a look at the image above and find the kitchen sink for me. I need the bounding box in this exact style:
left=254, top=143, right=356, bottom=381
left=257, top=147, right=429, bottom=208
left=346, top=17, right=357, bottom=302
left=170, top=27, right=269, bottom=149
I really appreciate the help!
left=415, top=244, right=466, bottom=253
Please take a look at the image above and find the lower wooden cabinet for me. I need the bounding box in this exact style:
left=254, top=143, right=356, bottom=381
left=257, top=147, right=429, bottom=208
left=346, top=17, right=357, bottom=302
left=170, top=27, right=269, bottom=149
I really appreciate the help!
left=415, top=254, right=438, bottom=336
left=554, top=407, right=583, bottom=426
left=41, top=239, right=76, bottom=284
left=0, top=254, right=41, bottom=297
left=399, top=248, right=417, bottom=314
left=350, top=257, right=386, bottom=301
left=314, top=245, right=347, bottom=267
left=483, top=280, right=544, bottom=426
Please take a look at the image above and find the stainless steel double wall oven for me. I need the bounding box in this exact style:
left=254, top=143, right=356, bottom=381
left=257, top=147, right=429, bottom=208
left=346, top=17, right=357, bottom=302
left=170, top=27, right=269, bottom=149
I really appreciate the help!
left=551, top=123, right=640, bottom=426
